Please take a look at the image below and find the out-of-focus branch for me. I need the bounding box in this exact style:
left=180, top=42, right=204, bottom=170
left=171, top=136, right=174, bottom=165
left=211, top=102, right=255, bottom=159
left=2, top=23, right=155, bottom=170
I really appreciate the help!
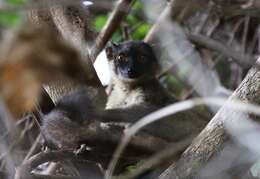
left=144, top=0, right=230, bottom=100
left=15, top=150, right=80, bottom=179
left=144, top=2, right=171, bottom=44
left=159, top=58, right=260, bottom=179
left=89, top=0, right=115, bottom=14
left=0, top=0, right=83, bottom=12
left=115, top=138, right=192, bottom=179
left=188, top=33, right=255, bottom=68
left=144, top=0, right=202, bottom=44
left=145, top=0, right=256, bottom=70
left=27, top=4, right=107, bottom=106
left=90, top=0, right=135, bottom=62
left=22, top=134, right=42, bottom=163
left=30, top=174, right=78, bottom=179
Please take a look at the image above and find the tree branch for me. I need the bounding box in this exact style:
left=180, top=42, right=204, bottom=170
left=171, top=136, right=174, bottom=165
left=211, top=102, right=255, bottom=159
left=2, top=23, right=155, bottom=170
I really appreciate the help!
left=159, top=59, right=260, bottom=179
left=90, top=0, right=135, bottom=62
left=15, top=150, right=80, bottom=179
left=187, top=33, right=255, bottom=68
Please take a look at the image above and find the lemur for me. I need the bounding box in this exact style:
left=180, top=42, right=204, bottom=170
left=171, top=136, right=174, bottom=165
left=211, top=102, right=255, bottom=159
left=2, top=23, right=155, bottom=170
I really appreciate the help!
left=42, top=41, right=208, bottom=147
left=42, top=41, right=177, bottom=148
left=105, top=41, right=176, bottom=110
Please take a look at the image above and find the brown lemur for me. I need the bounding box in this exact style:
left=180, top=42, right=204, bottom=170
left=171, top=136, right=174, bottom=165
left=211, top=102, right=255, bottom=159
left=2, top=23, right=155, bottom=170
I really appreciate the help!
left=104, top=41, right=209, bottom=142
left=42, top=41, right=178, bottom=148
left=42, top=41, right=207, bottom=148
left=105, top=41, right=176, bottom=110
left=40, top=42, right=208, bottom=179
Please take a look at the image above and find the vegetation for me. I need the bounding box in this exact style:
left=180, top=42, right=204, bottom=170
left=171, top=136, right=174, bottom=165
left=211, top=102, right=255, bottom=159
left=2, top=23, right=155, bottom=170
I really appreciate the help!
left=0, top=0, right=260, bottom=179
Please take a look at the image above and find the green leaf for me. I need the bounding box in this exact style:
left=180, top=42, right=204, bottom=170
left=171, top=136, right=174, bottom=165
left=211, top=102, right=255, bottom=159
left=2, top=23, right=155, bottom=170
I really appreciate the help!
left=132, top=1, right=143, bottom=10
left=126, top=14, right=138, bottom=25
left=126, top=165, right=136, bottom=172
left=6, top=0, right=27, bottom=5
left=111, top=30, right=122, bottom=42
left=93, top=15, right=108, bottom=31
left=163, top=74, right=183, bottom=96
left=132, top=23, right=151, bottom=40
left=0, top=11, right=22, bottom=27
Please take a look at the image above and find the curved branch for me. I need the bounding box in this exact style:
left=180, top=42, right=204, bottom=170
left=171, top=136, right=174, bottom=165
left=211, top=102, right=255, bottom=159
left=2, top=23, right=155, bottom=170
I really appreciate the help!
left=15, top=150, right=79, bottom=179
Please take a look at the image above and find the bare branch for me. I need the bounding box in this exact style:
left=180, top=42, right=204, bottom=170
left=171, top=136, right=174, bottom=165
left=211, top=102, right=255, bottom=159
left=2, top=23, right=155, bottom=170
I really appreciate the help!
left=15, top=150, right=80, bottom=179
left=115, top=138, right=192, bottom=179
left=22, top=134, right=42, bottom=163
left=159, top=59, right=260, bottom=179
left=90, top=0, right=135, bottom=62
left=188, top=33, right=255, bottom=68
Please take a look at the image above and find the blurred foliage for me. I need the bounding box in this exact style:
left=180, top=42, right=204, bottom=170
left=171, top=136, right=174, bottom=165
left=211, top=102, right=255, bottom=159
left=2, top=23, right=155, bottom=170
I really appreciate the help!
left=93, top=1, right=151, bottom=42
left=125, top=160, right=145, bottom=172
left=6, top=0, right=27, bottom=5
left=132, top=23, right=151, bottom=39
left=93, top=15, right=107, bottom=31
left=0, top=0, right=27, bottom=27
left=0, top=12, right=21, bottom=27
left=162, top=75, right=185, bottom=98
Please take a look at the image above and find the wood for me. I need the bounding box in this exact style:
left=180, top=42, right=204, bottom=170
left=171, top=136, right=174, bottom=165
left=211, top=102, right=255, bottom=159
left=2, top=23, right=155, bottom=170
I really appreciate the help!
left=159, top=59, right=260, bottom=179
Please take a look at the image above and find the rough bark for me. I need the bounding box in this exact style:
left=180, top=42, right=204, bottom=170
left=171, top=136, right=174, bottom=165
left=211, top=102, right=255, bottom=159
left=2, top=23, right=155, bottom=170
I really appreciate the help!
left=159, top=59, right=260, bottom=179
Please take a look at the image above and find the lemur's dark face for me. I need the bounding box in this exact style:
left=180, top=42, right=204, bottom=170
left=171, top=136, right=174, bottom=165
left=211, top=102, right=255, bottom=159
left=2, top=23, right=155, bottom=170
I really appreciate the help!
left=105, top=41, right=158, bottom=81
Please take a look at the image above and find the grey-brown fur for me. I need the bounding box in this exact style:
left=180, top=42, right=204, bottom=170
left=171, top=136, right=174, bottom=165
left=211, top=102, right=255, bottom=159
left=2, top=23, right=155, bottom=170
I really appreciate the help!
left=105, top=41, right=175, bottom=110
left=104, top=41, right=209, bottom=143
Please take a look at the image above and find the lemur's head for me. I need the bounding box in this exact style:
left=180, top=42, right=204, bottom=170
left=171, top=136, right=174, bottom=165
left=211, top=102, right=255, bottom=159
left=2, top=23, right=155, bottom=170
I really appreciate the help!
left=105, top=41, right=158, bottom=82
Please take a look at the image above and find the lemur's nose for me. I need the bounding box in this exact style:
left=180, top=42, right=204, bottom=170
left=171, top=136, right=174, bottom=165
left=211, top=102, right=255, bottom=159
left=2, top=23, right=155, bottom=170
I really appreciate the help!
left=127, top=68, right=134, bottom=76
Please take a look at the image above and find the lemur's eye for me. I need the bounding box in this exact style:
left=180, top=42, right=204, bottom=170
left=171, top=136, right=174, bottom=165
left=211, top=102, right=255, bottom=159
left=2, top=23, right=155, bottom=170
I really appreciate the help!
left=116, top=54, right=125, bottom=61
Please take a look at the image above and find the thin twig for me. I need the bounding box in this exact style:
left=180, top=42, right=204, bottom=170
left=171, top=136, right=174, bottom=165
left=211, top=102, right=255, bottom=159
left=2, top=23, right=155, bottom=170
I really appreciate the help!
left=122, top=24, right=131, bottom=41
left=30, top=173, right=79, bottom=179
left=242, top=16, right=250, bottom=53
left=0, top=114, right=32, bottom=143
left=15, top=150, right=81, bottom=179
left=23, top=134, right=42, bottom=163
left=206, top=18, right=220, bottom=37
left=90, top=0, right=135, bottom=62
left=106, top=97, right=260, bottom=179
left=0, top=118, right=35, bottom=161
left=188, top=33, right=255, bottom=68
left=115, top=138, right=192, bottom=179
left=248, top=24, right=260, bottom=55
left=194, top=1, right=213, bottom=34
left=0, top=0, right=84, bottom=12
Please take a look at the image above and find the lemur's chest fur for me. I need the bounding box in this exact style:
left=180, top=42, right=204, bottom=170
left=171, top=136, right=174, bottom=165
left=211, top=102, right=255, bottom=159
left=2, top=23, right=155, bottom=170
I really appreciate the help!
left=106, top=78, right=173, bottom=109
left=106, top=86, right=144, bottom=109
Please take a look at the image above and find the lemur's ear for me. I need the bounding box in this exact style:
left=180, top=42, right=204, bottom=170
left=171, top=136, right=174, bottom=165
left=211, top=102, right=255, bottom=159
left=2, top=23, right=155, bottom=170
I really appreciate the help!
left=105, top=42, right=118, bottom=60
left=111, top=41, right=118, bottom=47
left=105, top=46, right=113, bottom=60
